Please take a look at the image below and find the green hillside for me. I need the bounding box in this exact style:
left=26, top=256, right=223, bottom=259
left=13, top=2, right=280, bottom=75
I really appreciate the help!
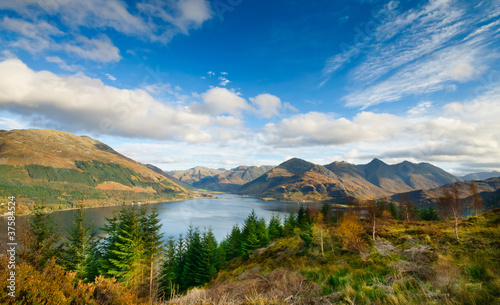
left=0, top=129, right=188, bottom=213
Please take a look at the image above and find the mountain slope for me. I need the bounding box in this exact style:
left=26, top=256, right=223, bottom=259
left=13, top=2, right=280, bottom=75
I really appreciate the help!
left=144, top=163, right=197, bottom=190
left=194, top=165, right=274, bottom=191
left=461, top=171, right=500, bottom=181
left=390, top=177, right=500, bottom=208
left=0, top=129, right=188, bottom=212
left=168, top=167, right=226, bottom=185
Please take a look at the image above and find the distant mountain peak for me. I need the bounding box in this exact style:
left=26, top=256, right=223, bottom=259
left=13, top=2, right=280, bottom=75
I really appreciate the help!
left=368, top=158, right=387, bottom=165
left=278, top=158, right=315, bottom=175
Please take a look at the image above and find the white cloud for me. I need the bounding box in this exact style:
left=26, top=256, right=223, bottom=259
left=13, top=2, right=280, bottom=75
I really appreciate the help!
left=45, top=56, right=83, bottom=72
left=64, top=35, right=121, bottom=63
left=0, top=0, right=214, bottom=62
left=261, top=111, right=401, bottom=147
left=343, top=41, right=489, bottom=108
left=322, top=0, right=498, bottom=108
left=105, top=73, right=117, bottom=81
left=0, top=58, right=215, bottom=142
left=220, top=71, right=228, bottom=75
left=249, top=94, right=283, bottom=118
left=0, top=117, right=27, bottom=130
left=137, top=0, right=214, bottom=40
left=197, top=87, right=250, bottom=116
left=1, top=17, right=62, bottom=52
left=408, top=101, right=432, bottom=115
left=218, top=76, right=230, bottom=86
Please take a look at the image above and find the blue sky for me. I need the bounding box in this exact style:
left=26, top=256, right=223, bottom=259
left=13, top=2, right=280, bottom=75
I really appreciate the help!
left=0, top=0, right=499, bottom=174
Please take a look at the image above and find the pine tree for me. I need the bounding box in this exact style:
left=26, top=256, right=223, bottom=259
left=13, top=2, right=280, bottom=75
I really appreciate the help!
left=283, top=211, right=297, bottom=235
left=181, top=227, right=205, bottom=289
left=241, top=210, right=261, bottom=258
left=161, top=236, right=178, bottom=299
left=26, top=201, right=61, bottom=267
left=63, top=204, right=97, bottom=282
left=320, top=203, right=332, bottom=224
left=224, top=224, right=242, bottom=260
left=297, top=205, right=307, bottom=229
left=202, top=228, right=219, bottom=279
left=387, top=201, right=400, bottom=220
left=142, top=207, right=165, bottom=302
left=100, top=206, right=146, bottom=291
left=268, top=213, right=284, bottom=240
left=256, top=217, right=270, bottom=247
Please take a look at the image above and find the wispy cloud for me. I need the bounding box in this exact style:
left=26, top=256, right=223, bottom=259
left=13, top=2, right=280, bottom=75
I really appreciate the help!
left=322, top=0, right=499, bottom=108
left=0, top=0, right=214, bottom=62
left=45, top=56, right=83, bottom=72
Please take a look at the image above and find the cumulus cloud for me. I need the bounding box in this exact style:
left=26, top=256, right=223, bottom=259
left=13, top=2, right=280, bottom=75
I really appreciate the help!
left=261, top=111, right=402, bottom=147
left=249, top=94, right=284, bottom=118
left=0, top=58, right=215, bottom=142
left=197, top=87, right=250, bottom=116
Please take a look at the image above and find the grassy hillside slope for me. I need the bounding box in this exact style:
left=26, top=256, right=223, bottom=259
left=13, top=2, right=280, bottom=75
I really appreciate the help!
left=0, top=129, right=188, bottom=213
left=170, top=209, right=500, bottom=305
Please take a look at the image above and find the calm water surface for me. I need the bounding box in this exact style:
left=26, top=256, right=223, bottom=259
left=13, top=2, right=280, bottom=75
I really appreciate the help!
left=1, top=194, right=318, bottom=243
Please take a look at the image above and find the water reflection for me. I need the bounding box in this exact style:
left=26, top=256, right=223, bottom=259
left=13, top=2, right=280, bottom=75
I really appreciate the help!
left=1, top=194, right=320, bottom=244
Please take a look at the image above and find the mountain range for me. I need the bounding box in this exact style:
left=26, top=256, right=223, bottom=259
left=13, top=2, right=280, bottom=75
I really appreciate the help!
left=169, top=165, right=275, bottom=191
left=238, top=157, right=461, bottom=202
left=1, top=129, right=499, bottom=211
left=461, top=171, right=500, bottom=181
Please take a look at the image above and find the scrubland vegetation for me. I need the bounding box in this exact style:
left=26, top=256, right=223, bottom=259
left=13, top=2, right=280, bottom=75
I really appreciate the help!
left=1, top=198, right=499, bottom=304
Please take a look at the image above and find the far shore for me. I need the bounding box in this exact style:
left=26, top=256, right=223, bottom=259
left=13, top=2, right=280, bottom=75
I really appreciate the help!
left=1, top=192, right=220, bottom=217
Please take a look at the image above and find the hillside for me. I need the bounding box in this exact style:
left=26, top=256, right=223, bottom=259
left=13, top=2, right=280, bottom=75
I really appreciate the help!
left=167, top=209, right=500, bottom=305
left=168, top=166, right=226, bottom=185
left=0, top=129, right=188, bottom=213
left=461, top=170, right=500, bottom=181
left=144, top=163, right=197, bottom=190
left=194, top=165, right=275, bottom=191
left=390, top=177, right=500, bottom=209
left=239, top=158, right=461, bottom=203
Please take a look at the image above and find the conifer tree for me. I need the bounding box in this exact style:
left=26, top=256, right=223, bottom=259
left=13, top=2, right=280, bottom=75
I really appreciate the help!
left=173, top=234, right=186, bottom=287
left=181, top=227, right=205, bottom=289
left=202, top=228, right=219, bottom=279
left=283, top=211, right=297, bottom=235
left=297, top=205, right=307, bottom=229
left=161, top=236, right=178, bottom=299
left=268, top=213, right=284, bottom=240
left=256, top=217, right=270, bottom=247
left=100, top=206, right=146, bottom=291
left=142, top=207, right=165, bottom=302
left=26, top=201, right=61, bottom=267
left=224, top=224, right=242, bottom=260
left=387, top=201, right=400, bottom=220
left=63, top=204, right=97, bottom=282
left=320, top=203, right=332, bottom=224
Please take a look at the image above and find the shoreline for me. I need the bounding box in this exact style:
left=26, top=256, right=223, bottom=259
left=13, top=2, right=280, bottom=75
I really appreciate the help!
left=1, top=192, right=220, bottom=217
